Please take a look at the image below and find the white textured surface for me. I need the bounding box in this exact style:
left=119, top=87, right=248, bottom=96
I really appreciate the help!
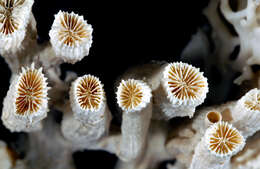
left=118, top=100, right=152, bottom=161
left=190, top=138, right=230, bottom=169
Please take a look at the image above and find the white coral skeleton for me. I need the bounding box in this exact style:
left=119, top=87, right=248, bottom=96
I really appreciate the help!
left=2, top=0, right=260, bottom=169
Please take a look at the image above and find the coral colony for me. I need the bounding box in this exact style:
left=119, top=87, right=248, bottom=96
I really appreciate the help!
left=2, top=0, right=260, bottom=169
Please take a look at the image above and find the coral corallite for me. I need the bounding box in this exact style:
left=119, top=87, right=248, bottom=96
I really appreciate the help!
left=49, top=11, right=93, bottom=63
left=15, top=63, right=49, bottom=118
left=163, top=62, right=208, bottom=106
left=117, top=79, right=152, bottom=112
left=0, top=0, right=33, bottom=52
left=76, top=75, right=104, bottom=111
left=205, top=121, right=245, bottom=157
left=0, top=0, right=25, bottom=34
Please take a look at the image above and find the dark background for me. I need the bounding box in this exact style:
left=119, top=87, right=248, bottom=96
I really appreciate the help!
left=0, top=0, right=212, bottom=168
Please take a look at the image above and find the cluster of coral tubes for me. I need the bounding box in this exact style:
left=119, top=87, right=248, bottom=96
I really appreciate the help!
left=1, top=0, right=260, bottom=169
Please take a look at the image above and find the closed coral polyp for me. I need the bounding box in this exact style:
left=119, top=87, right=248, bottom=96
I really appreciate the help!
left=58, top=12, right=89, bottom=47
left=15, top=67, right=44, bottom=115
left=76, top=75, right=103, bottom=110
left=207, top=111, right=221, bottom=123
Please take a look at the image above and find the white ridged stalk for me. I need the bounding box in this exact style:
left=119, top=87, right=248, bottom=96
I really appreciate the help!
left=190, top=122, right=245, bottom=169
left=116, top=79, right=152, bottom=161
left=190, top=138, right=230, bottom=169
left=62, top=75, right=111, bottom=145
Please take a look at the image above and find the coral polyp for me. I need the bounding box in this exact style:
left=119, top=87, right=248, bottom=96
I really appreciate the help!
left=205, top=122, right=244, bottom=157
left=0, top=0, right=33, bottom=53
left=49, top=11, right=93, bottom=63
left=76, top=75, right=103, bottom=111
left=163, top=62, right=208, bottom=105
left=0, top=0, right=25, bottom=35
left=15, top=63, right=48, bottom=116
left=58, top=11, right=89, bottom=47
left=117, top=79, right=151, bottom=112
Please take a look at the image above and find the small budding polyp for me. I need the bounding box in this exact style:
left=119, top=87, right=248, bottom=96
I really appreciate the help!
left=207, top=111, right=222, bottom=124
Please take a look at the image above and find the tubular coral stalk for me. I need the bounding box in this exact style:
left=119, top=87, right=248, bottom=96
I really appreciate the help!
left=154, top=62, right=208, bottom=119
left=49, top=11, right=93, bottom=64
left=190, top=122, right=245, bottom=169
left=232, top=88, right=260, bottom=138
left=1, top=63, right=50, bottom=132
left=116, top=79, right=152, bottom=161
left=61, top=75, right=111, bottom=145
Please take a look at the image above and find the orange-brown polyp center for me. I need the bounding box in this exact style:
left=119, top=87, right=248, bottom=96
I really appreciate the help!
left=209, top=123, right=243, bottom=155
left=76, top=76, right=102, bottom=110
left=207, top=111, right=221, bottom=123
left=0, top=0, right=25, bottom=35
left=119, top=81, right=143, bottom=110
left=244, top=93, right=260, bottom=111
left=167, top=64, right=206, bottom=100
left=58, top=12, right=89, bottom=46
left=16, top=69, right=44, bottom=115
